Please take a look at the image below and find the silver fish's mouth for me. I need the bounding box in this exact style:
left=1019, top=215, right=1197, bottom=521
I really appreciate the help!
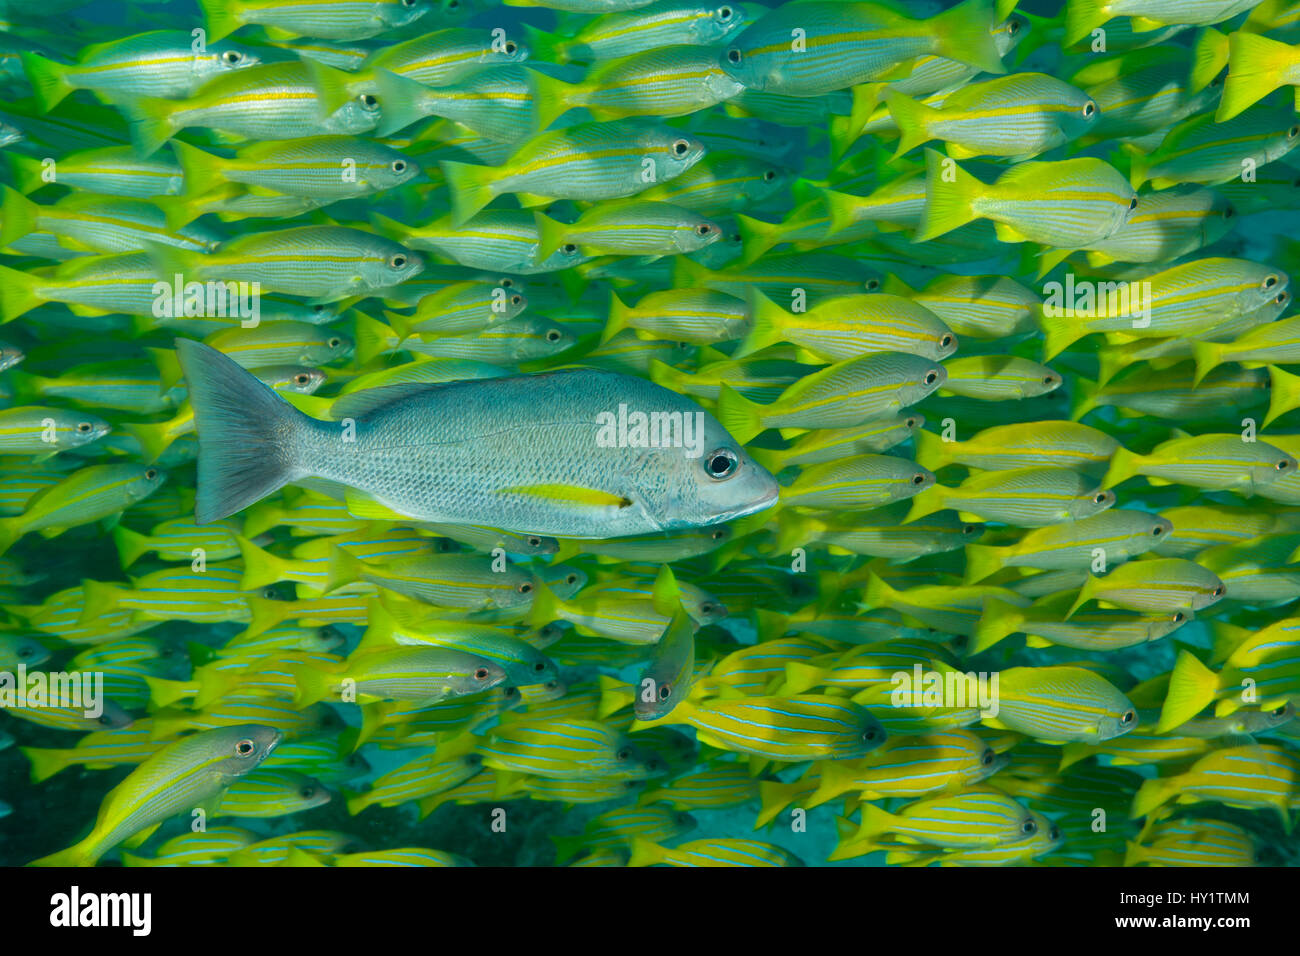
left=708, top=482, right=780, bottom=525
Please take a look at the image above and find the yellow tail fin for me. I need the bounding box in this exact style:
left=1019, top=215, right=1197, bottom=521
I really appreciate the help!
left=1156, top=649, right=1219, bottom=732
left=1217, top=31, right=1294, bottom=121
left=915, top=148, right=982, bottom=242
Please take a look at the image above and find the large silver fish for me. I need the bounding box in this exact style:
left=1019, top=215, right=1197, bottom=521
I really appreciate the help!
left=177, top=340, right=778, bottom=538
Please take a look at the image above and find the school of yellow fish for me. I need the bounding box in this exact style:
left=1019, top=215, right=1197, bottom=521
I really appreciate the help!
left=1, top=0, right=1299, bottom=867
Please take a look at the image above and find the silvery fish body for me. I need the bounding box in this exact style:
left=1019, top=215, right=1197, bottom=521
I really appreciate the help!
left=178, top=341, right=777, bottom=538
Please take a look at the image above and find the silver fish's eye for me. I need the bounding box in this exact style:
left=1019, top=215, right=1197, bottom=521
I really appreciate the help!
left=391, top=159, right=407, bottom=173
left=1151, top=525, right=1164, bottom=535
left=561, top=242, right=578, bottom=254
left=235, top=739, right=255, bottom=756
left=527, top=535, right=541, bottom=546
left=1172, top=611, right=1185, bottom=623
left=717, top=5, right=733, bottom=19
left=1273, top=706, right=1289, bottom=716
left=940, top=334, right=954, bottom=349
left=360, top=93, right=379, bottom=109
left=504, top=41, right=518, bottom=54
left=906, top=416, right=919, bottom=427
left=1043, top=374, right=1058, bottom=385
left=763, top=169, right=776, bottom=182
left=1082, top=100, right=1095, bottom=118
left=981, top=749, right=995, bottom=766
left=1022, top=819, right=1037, bottom=835
left=1213, top=585, right=1225, bottom=596
left=144, top=468, right=158, bottom=480
left=1093, top=491, right=1108, bottom=503
left=328, top=337, right=342, bottom=348
left=712, top=528, right=725, bottom=539
left=1008, top=17, right=1021, bottom=33
left=1120, top=709, right=1135, bottom=725
left=1290, top=125, right=1299, bottom=139
left=1127, top=196, right=1138, bottom=211
left=474, top=667, right=490, bottom=680
left=518, top=580, right=533, bottom=593
left=262, top=586, right=278, bottom=599
left=924, top=370, right=939, bottom=385
left=566, top=573, right=577, bottom=584
left=403, top=0, right=416, bottom=6
left=296, top=373, right=310, bottom=385
left=313, top=304, right=326, bottom=313
left=1263, top=274, right=1279, bottom=290
left=511, top=294, right=522, bottom=305
left=696, top=223, right=714, bottom=236
left=862, top=727, right=880, bottom=743
left=700, top=602, right=715, bottom=614
left=388, top=253, right=407, bottom=269
left=545, top=680, right=558, bottom=689
left=300, top=786, right=315, bottom=798
left=911, top=473, right=927, bottom=485
left=1277, top=291, right=1289, bottom=305
left=705, top=448, right=738, bottom=480
left=726, top=47, right=742, bottom=65
left=1224, top=204, right=1235, bottom=218
left=963, top=524, right=979, bottom=535
left=671, top=138, right=690, bottom=157
left=658, top=683, right=672, bottom=700
left=222, top=50, right=242, bottom=65
left=865, top=278, right=880, bottom=291
left=545, top=329, right=562, bottom=342
left=533, top=661, right=547, bottom=672
left=1278, top=459, right=1292, bottom=470
left=77, top=421, right=92, bottom=433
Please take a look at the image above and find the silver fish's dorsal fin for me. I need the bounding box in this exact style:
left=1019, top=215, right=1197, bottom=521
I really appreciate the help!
left=328, top=383, right=460, bottom=420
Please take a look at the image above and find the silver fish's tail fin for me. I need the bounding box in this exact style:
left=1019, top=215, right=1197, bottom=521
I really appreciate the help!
left=175, top=339, right=311, bottom=524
